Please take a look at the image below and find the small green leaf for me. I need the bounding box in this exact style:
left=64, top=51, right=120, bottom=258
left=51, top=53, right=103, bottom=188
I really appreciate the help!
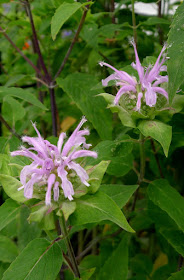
left=87, top=161, right=110, bottom=193
left=147, top=179, right=184, bottom=233
left=0, top=235, right=18, bottom=263
left=167, top=268, right=184, bottom=280
left=0, top=199, right=20, bottom=232
left=2, top=238, right=63, bottom=280
left=0, top=175, right=25, bottom=203
left=138, top=120, right=172, bottom=156
left=167, top=2, right=184, bottom=102
left=96, top=234, right=129, bottom=280
left=57, top=201, right=76, bottom=221
left=100, top=184, right=138, bottom=208
left=160, top=228, right=184, bottom=257
left=0, top=87, right=47, bottom=110
left=70, top=191, right=134, bottom=232
left=51, top=2, right=82, bottom=40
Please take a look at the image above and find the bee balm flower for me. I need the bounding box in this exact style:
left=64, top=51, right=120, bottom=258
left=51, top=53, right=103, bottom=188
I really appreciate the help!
left=11, top=117, right=97, bottom=205
left=99, top=41, right=168, bottom=111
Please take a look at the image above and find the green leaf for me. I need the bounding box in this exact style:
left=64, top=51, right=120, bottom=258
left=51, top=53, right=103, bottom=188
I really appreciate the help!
left=0, top=175, right=25, bottom=203
left=2, top=238, right=63, bottom=280
left=2, top=96, right=25, bottom=124
left=167, top=268, right=184, bottom=280
left=142, top=17, right=170, bottom=26
left=57, top=201, right=76, bottom=221
left=70, top=191, right=134, bottom=232
left=51, top=2, right=82, bottom=40
left=0, top=235, right=18, bottom=263
left=0, top=199, right=20, bottom=232
left=138, top=120, right=172, bottom=157
left=160, top=228, right=184, bottom=257
left=96, top=234, right=129, bottom=280
left=167, top=2, right=184, bottom=102
left=147, top=179, right=184, bottom=233
left=17, top=206, right=41, bottom=251
left=87, top=138, right=133, bottom=176
left=100, top=184, right=138, bottom=208
left=87, top=161, right=110, bottom=193
left=57, top=74, right=113, bottom=140
left=0, top=87, right=47, bottom=110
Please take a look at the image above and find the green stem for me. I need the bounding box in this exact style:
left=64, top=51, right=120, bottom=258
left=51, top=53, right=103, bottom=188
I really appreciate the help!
left=139, top=133, right=145, bottom=184
left=131, top=0, right=137, bottom=45
left=131, top=133, right=145, bottom=212
left=59, top=215, right=80, bottom=278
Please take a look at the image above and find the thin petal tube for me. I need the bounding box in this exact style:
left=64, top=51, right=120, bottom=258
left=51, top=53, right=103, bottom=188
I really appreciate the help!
left=58, top=167, right=74, bottom=200
left=136, top=92, right=143, bottom=111
left=131, top=41, right=144, bottom=82
left=152, top=87, right=168, bottom=99
left=99, top=61, right=136, bottom=86
left=70, top=150, right=98, bottom=161
left=24, top=174, right=42, bottom=199
left=11, top=149, right=43, bottom=165
left=152, top=76, right=168, bottom=87
left=45, top=173, right=56, bottom=205
left=57, top=132, right=66, bottom=154
left=22, top=136, right=48, bottom=159
left=62, top=117, right=87, bottom=156
left=53, top=181, right=59, bottom=201
left=114, top=85, right=136, bottom=105
left=145, top=85, right=157, bottom=107
left=68, top=161, right=89, bottom=186
left=102, top=73, right=119, bottom=86
left=20, top=163, right=38, bottom=185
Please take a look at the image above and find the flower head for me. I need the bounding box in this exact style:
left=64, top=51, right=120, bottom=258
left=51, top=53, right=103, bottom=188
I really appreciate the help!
left=99, top=41, right=168, bottom=111
left=11, top=117, right=97, bottom=205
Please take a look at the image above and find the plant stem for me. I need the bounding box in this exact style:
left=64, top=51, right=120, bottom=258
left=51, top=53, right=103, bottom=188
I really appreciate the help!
left=0, top=114, right=21, bottom=140
left=0, top=26, right=41, bottom=76
left=150, top=138, right=164, bottom=178
left=131, top=133, right=145, bottom=212
left=54, top=2, right=90, bottom=81
left=131, top=0, right=137, bottom=45
left=59, top=215, right=80, bottom=278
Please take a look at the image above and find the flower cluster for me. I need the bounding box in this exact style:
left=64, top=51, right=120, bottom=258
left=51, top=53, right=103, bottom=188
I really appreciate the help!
left=99, top=41, right=168, bottom=111
left=11, top=117, right=97, bottom=205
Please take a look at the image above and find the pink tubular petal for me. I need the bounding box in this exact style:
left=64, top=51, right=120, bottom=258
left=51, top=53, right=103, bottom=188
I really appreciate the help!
left=145, top=84, right=157, bottom=107
left=131, top=41, right=144, bottom=82
left=57, top=132, right=66, bottom=154
left=58, top=167, right=74, bottom=200
left=20, top=163, right=37, bottom=185
left=114, top=85, right=136, bottom=105
left=152, top=76, right=168, bottom=87
left=102, top=73, right=118, bottom=86
left=11, top=148, right=43, bottom=165
left=22, top=136, right=48, bottom=159
left=136, top=92, right=143, bottom=111
left=152, top=87, right=168, bottom=99
left=99, top=61, right=136, bottom=86
left=53, top=181, right=59, bottom=201
left=70, top=150, right=98, bottom=161
left=24, top=174, right=42, bottom=199
left=45, top=173, right=56, bottom=205
left=68, top=161, right=89, bottom=186
left=62, top=117, right=87, bottom=156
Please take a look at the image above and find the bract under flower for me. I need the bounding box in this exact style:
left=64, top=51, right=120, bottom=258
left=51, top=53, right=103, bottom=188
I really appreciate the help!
left=11, top=117, right=97, bottom=205
left=99, top=41, right=168, bottom=111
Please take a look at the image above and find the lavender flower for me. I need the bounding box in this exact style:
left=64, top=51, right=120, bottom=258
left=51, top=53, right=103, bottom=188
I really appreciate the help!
left=11, top=117, right=97, bottom=205
left=99, top=41, right=168, bottom=111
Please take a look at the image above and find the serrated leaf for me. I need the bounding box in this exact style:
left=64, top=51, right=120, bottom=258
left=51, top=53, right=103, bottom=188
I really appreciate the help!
left=0, top=87, right=47, bottom=110
left=70, top=191, right=134, bottom=232
left=100, top=184, right=138, bottom=208
left=147, top=179, right=184, bottom=233
left=138, top=120, right=172, bottom=156
left=0, top=175, right=25, bottom=203
left=2, top=238, right=63, bottom=280
left=51, top=2, right=82, bottom=40
left=0, top=199, right=20, bottom=232
left=167, top=2, right=184, bottom=102
left=57, top=74, right=113, bottom=140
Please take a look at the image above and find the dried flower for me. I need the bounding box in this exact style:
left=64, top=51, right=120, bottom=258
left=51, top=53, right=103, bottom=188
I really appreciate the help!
left=11, top=117, right=97, bottom=205
left=99, top=41, right=168, bottom=111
